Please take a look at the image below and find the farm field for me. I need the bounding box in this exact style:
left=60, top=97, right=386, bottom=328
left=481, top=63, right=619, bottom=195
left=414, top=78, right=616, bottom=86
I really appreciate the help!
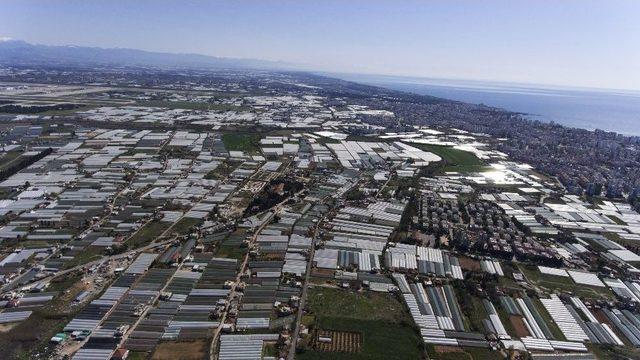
left=152, top=339, right=208, bottom=360
left=454, top=288, right=488, bottom=333
left=412, top=144, right=487, bottom=173
left=312, top=330, right=362, bottom=353
left=297, top=287, right=422, bottom=360
left=517, top=264, right=613, bottom=300
left=222, top=133, right=262, bottom=154
left=171, top=217, right=203, bottom=236
left=305, top=287, right=410, bottom=323
left=0, top=151, right=22, bottom=171
left=126, top=221, right=172, bottom=248
left=62, top=245, right=103, bottom=269
left=0, top=274, right=85, bottom=359
left=426, top=345, right=503, bottom=360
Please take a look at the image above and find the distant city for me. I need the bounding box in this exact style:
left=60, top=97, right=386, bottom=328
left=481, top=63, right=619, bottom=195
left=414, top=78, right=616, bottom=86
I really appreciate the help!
left=335, top=74, right=640, bottom=136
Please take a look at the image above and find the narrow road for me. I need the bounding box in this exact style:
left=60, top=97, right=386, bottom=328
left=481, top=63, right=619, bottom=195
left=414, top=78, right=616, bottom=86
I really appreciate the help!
left=208, top=161, right=299, bottom=359
left=209, top=205, right=282, bottom=360
left=2, top=162, right=209, bottom=294
left=287, top=192, right=334, bottom=360
left=117, top=246, right=187, bottom=345
left=286, top=221, right=321, bottom=360
left=1, top=176, right=135, bottom=294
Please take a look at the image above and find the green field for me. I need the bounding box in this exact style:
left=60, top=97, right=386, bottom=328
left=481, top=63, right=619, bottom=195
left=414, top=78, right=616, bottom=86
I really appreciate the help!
left=454, top=287, right=488, bottom=333
left=0, top=310, right=70, bottom=359
left=463, top=347, right=504, bottom=360
left=306, top=287, right=411, bottom=323
left=171, top=217, right=203, bottom=236
left=215, top=232, right=246, bottom=260
left=47, top=272, right=83, bottom=292
left=413, top=144, right=486, bottom=173
left=126, top=221, right=171, bottom=248
left=0, top=103, right=87, bottom=116
left=18, top=240, right=50, bottom=249
left=63, top=245, right=103, bottom=269
left=222, top=133, right=262, bottom=154
left=215, top=243, right=246, bottom=260
left=467, top=297, right=488, bottom=332
left=127, top=351, right=149, bottom=360
left=517, top=264, right=613, bottom=300
left=607, top=215, right=627, bottom=225
left=298, top=287, right=422, bottom=360
left=297, top=317, right=422, bottom=360
left=0, top=151, right=24, bottom=172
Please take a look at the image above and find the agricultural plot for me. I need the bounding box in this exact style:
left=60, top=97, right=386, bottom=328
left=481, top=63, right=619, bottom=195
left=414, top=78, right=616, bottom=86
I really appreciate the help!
left=313, top=330, right=362, bottom=353
left=0, top=273, right=85, bottom=359
left=306, top=287, right=409, bottom=323
left=222, top=133, right=262, bottom=153
left=412, top=144, right=486, bottom=173
left=509, top=314, right=530, bottom=338
left=0, top=151, right=23, bottom=171
left=454, top=288, right=489, bottom=333
left=151, top=339, right=208, bottom=360
left=517, top=264, right=613, bottom=300
left=171, top=217, right=203, bottom=236
left=298, top=287, right=421, bottom=360
left=215, top=232, right=247, bottom=260
left=127, top=221, right=172, bottom=248
left=426, top=345, right=504, bottom=360
left=62, top=245, right=104, bottom=269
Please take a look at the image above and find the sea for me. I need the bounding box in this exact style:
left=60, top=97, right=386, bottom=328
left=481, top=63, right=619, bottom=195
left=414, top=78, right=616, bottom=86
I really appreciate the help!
left=333, top=74, right=640, bottom=136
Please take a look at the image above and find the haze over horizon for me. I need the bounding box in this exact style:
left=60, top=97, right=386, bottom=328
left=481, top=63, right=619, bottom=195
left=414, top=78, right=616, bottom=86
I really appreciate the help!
left=1, top=0, right=639, bottom=91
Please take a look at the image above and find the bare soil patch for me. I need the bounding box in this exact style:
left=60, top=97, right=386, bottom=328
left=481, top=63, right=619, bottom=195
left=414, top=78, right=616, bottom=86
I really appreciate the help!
left=152, top=339, right=208, bottom=360
left=509, top=315, right=530, bottom=338
left=313, top=329, right=362, bottom=353
left=458, top=256, right=481, bottom=272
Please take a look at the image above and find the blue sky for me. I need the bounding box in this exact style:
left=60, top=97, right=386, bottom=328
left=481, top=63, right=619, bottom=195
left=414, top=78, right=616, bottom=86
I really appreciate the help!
left=1, top=0, right=639, bottom=90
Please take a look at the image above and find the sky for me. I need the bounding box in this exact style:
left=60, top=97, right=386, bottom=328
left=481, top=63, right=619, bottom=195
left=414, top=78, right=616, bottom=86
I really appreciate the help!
left=1, top=0, right=639, bottom=91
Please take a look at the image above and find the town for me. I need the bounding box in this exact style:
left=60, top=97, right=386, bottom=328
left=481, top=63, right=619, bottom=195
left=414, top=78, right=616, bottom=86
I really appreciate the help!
left=0, top=66, right=639, bottom=360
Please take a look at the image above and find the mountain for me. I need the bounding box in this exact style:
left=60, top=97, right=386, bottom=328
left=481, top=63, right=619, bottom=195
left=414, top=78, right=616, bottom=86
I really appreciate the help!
left=0, top=39, right=292, bottom=70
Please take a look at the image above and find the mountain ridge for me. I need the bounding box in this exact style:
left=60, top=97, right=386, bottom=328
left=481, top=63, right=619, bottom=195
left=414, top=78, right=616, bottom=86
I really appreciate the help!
left=0, top=39, right=293, bottom=70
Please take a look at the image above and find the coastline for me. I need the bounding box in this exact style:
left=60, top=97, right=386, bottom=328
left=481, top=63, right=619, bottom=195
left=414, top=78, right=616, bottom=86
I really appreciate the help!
left=332, top=73, right=640, bottom=136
